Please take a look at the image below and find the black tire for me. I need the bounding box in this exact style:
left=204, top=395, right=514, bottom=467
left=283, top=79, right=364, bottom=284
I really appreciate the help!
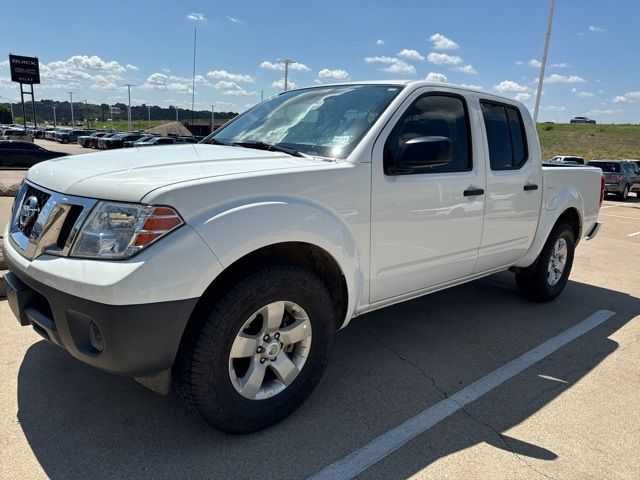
left=617, top=185, right=630, bottom=201
left=173, top=264, right=335, bottom=433
left=62, top=138, right=69, bottom=144
left=515, top=221, right=575, bottom=302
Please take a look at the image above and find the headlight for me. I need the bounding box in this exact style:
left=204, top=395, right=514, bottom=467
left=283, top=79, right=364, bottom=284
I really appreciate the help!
left=70, top=202, right=183, bottom=259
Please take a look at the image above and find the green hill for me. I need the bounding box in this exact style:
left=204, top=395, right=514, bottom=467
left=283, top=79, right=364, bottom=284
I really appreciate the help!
left=537, top=123, right=640, bottom=160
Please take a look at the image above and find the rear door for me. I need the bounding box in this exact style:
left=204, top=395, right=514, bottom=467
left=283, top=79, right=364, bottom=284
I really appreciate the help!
left=475, top=100, right=543, bottom=272
left=370, top=88, right=486, bottom=302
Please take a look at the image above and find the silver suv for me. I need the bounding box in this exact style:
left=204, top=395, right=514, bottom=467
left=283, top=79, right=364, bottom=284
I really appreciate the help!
left=570, top=116, right=596, bottom=124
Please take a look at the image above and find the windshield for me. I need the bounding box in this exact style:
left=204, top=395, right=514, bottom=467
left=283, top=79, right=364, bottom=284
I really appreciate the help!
left=202, top=84, right=403, bottom=159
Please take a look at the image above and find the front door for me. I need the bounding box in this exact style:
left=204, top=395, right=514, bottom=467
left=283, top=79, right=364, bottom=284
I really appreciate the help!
left=370, top=89, right=486, bottom=303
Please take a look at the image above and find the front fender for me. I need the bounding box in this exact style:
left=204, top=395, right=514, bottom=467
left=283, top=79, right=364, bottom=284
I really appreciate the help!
left=191, top=197, right=364, bottom=326
left=515, top=185, right=584, bottom=268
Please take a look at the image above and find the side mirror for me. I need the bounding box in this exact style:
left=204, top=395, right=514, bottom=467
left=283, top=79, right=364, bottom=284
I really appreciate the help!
left=389, top=136, right=452, bottom=174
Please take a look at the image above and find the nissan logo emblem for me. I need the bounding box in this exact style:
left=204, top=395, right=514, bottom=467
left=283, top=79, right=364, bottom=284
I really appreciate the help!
left=19, top=196, right=39, bottom=229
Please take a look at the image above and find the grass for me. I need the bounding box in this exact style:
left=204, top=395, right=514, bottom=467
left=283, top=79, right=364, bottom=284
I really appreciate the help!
left=537, top=123, right=640, bottom=160
left=89, top=120, right=169, bottom=132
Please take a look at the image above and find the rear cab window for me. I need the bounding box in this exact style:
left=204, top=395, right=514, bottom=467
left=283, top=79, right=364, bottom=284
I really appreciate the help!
left=480, top=100, right=529, bottom=170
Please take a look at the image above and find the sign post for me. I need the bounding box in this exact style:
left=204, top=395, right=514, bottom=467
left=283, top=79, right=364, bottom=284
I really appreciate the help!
left=9, top=54, right=40, bottom=129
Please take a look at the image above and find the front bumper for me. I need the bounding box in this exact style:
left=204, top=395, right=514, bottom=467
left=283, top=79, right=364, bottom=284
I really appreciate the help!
left=4, top=255, right=198, bottom=377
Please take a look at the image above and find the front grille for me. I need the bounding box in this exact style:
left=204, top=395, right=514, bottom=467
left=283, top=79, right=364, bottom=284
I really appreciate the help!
left=19, top=185, right=51, bottom=237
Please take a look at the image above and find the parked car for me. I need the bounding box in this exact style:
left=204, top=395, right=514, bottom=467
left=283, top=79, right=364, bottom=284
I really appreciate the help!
left=175, top=136, right=198, bottom=144
left=570, top=116, right=596, bottom=124
left=1, top=128, right=33, bottom=142
left=78, top=131, right=107, bottom=148
left=549, top=155, right=585, bottom=165
left=3, top=81, right=603, bottom=433
left=101, top=133, right=146, bottom=149
left=124, top=135, right=155, bottom=148
left=587, top=160, right=640, bottom=200
left=58, top=129, right=93, bottom=144
left=136, top=136, right=176, bottom=146
left=90, top=132, right=117, bottom=149
left=0, top=140, right=65, bottom=168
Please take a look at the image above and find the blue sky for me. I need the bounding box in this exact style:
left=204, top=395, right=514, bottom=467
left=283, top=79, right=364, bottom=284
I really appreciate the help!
left=1, top=0, right=638, bottom=122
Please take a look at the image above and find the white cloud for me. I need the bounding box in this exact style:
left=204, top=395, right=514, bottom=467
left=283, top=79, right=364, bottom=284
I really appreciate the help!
left=0, top=60, right=9, bottom=67
left=427, top=52, right=463, bottom=65
left=125, top=64, right=138, bottom=71
left=426, top=72, right=447, bottom=83
left=612, top=91, right=640, bottom=103
left=47, top=55, right=127, bottom=73
left=528, top=59, right=542, bottom=68
left=515, top=93, right=532, bottom=102
left=376, top=39, right=385, bottom=45
left=382, top=61, right=416, bottom=74
left=207, top=70, right=256, bottom=83
left=457, top=83, right=483, bottom=90
left=588, top=25, right=605, bottom=32
left=272, top=79, right=297, bottom=90
left=364, top=56, right=399, bottom=64
left=545, top=74, right=586, bottom=83
left=571, top=88, right=595, bottom=98
left=585, top=109, right=619, bottom=115
left=551, top=62, right=570, bottom=68
left=318, top=68, right=349, bottom=80
left=494, top=80, right=530, bottom=93
left=429, top=33, right=459, bottom=50
left=515, top=61, right=524, bottom=66
left=260, top=60, right=310, bottom=72
left=187, top=12, right=207, bottom=21
left=397, top=49, right=425, bottom=61
left=140, top=73, right=193, bottom=93
left=540, top=105, right=567, bottom=112
left=227, top=16, right=245, bottom=24
left=213, top=80, right=255, bottom=96
left=454, top=64, right=477, bottom=74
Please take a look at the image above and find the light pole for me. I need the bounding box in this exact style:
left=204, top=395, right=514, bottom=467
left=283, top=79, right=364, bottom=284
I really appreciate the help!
left=84, top=100, right=89, bottom=129
left=52, top=105, right=57, bottom=128
left=277, top=59, right=296, bottom=91
left=176, top=106, right=179, bottom=122
left=125, top=84, right=133, bottom=131
left=191, top=26, right=197, bottom=126
left=211, top=104, right=215, bottom=132
left=147, top=106, right=151, bottom=129
left=68, top=92, right=74, bottom=126
left=534, top=0, right=556, bottom=124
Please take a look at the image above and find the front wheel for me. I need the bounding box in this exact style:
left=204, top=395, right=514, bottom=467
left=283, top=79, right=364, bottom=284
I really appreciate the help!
left=516, top=221, right=575, bottom=302
left=174, top=264, right=335, bottom=433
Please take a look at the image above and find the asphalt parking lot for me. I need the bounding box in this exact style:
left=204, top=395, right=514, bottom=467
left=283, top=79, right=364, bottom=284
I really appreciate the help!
left=35, top=138, right=88, bottom=155
left=0, top=197, right=639, bottom=480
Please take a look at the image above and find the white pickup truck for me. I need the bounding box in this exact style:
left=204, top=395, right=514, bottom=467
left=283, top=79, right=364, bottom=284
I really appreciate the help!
left=3, top=81, right=603, bottom=433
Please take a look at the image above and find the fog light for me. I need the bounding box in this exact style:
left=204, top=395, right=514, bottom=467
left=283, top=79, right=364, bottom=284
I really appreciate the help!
left=88, top=321, right=104, bottom=353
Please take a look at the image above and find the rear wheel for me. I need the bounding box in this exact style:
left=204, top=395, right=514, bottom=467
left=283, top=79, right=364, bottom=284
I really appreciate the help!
left=617, top=185, right=630, bottom=201
left=516, top=221, right=575, bottom=302
left=174, top=264, right=335, bottom=433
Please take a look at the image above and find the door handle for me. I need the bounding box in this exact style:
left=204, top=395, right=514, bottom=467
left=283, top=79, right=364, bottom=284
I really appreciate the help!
left=524, top=183, right=539, bottom=191
left=463, top=188, right=485, bottom=197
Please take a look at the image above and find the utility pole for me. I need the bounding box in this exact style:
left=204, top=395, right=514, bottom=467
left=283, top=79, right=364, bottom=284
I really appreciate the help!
left=261, top=90, right=264, bottom=102
left=277, top=59, right=295, bottom=91
left=84, top=100, right=89, bottom=129
left=68, top=92, right=74, bottom=126
left=191, top=26, right=197, bottom=126
left=125, top=84, right=133, bottom=131
left=534, top=0, right=556, bottom=124
left=147, top=106, right=151, bottom=129
left=211, top=104, right=215, bottom=132
left=176, top=106, right=179, bottom=121
left=52, top=106, right=56, bottom=128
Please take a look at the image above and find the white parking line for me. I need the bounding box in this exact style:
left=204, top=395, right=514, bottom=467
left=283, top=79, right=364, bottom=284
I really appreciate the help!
left=600, top=213, right=640, bottom=220
left=308, top=310, right=616, bottom=480
left=628, top=231, right=640, bottom=237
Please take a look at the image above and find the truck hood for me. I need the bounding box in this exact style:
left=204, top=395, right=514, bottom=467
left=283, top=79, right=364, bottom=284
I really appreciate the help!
left=26, top=144, right=329, bottom=202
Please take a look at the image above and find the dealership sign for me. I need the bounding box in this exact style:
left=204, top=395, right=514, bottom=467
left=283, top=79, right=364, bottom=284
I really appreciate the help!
left=9, top=54, right=40, bottom=84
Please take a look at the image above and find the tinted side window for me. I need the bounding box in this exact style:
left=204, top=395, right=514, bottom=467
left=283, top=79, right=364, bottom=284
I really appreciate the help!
left=384, top=94, right=471, bottom=174
left=481, top=101, right=529, bottom=170
left=480, top=103, right=512, bottom=170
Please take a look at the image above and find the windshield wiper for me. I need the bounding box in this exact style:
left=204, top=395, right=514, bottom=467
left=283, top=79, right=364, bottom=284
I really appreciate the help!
left=202, top=138, right=233, bottom=146
left=234, top=141, right=304, bottom=157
